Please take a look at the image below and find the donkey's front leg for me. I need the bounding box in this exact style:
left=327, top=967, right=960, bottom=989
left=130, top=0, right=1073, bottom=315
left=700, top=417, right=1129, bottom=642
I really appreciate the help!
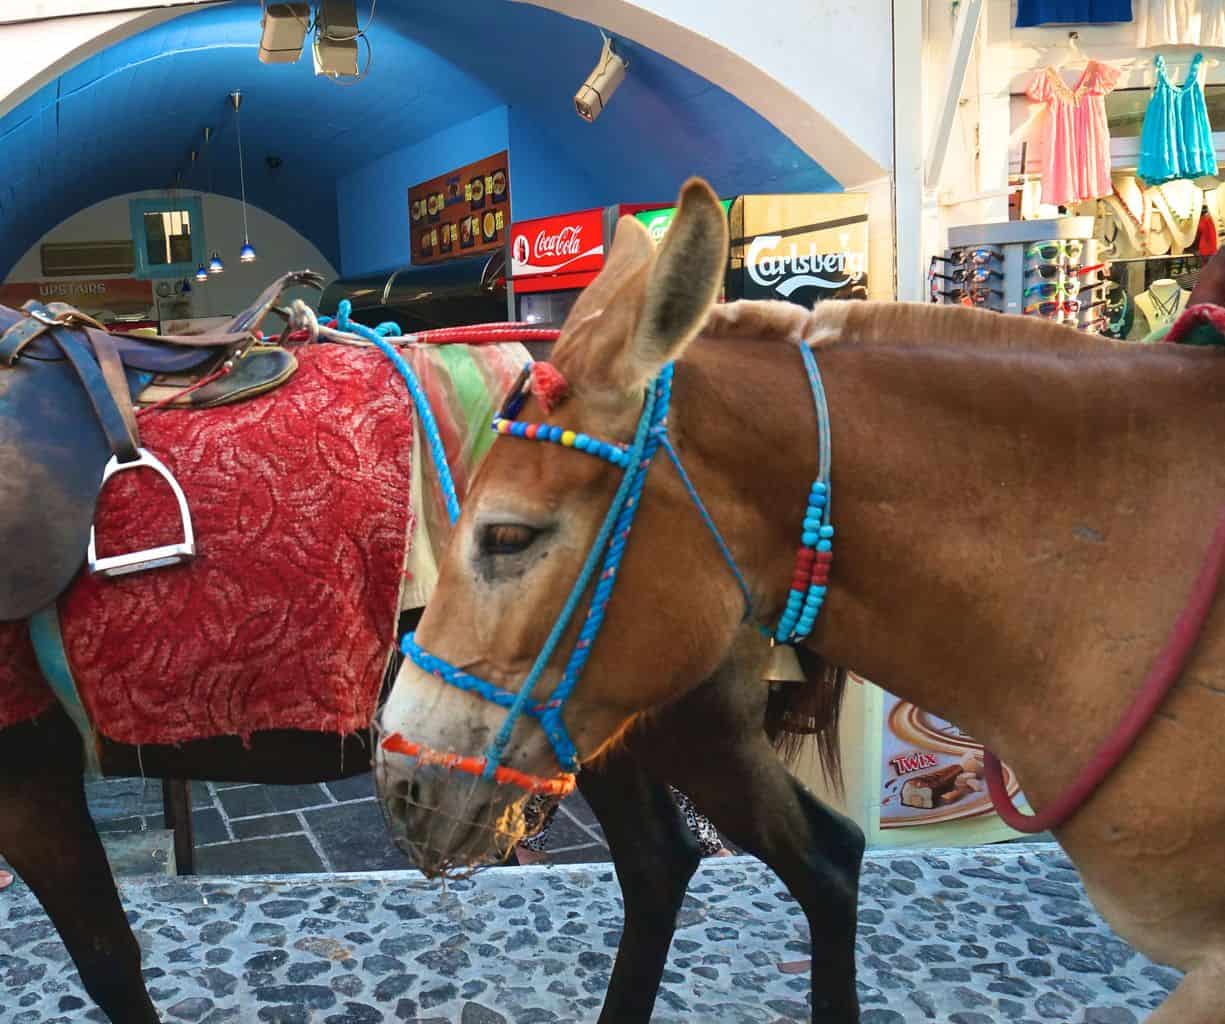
left=0, top=714, right=160, bottom=1023
left=579, top=749, right=702, bottom=1024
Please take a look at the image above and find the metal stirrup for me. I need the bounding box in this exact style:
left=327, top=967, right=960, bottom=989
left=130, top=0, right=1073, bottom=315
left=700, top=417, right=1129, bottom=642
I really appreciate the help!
left=87, top=450, right=196, bottom=578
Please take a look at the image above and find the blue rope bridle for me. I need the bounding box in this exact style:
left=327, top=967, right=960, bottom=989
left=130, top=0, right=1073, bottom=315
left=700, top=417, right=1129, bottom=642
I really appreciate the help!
left=398, top=341, right=835, bottom=783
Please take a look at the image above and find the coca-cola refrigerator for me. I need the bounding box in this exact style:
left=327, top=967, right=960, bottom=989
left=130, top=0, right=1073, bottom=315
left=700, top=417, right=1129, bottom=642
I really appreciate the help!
left=509, top=194, right=875, bottom=325
left=507, top=204, right=663, bottom=325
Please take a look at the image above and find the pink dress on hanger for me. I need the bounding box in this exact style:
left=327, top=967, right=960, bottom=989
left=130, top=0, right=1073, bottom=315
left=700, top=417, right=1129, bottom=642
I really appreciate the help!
left=1027, top=60, right=1122, bottom=207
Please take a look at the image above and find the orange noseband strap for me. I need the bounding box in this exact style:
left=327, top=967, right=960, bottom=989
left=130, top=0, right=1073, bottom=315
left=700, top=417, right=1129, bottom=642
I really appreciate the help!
left=381, top=732, right=577, bottom=797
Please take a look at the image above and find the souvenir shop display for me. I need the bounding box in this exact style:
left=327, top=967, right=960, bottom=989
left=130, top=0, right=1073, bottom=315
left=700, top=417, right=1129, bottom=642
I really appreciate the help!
left=1133, top=276, right=1191, bottom=330
left=932, top=217, right=1106, bottom=331
left=1137, top=53, right=1218, bottom=184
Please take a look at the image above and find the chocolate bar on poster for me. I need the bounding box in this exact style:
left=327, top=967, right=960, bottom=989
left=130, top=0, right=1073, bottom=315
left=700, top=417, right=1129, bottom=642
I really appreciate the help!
left=900, top=764, right=962, bottom=810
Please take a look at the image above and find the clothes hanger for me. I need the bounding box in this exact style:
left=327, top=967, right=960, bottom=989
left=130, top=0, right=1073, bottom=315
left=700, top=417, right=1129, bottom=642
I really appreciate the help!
left=1041, top=32, right=1135, bottom=73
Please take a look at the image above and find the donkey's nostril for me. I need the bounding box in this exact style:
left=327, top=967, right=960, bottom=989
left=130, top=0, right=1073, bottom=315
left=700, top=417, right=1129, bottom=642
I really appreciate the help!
left=410, top=781, right=422, bottom=804
left=393, top=779, right=409, bottom=798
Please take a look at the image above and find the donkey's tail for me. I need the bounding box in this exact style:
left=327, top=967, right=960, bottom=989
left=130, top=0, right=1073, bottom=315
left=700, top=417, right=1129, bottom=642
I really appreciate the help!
left=763, top=648, right=848, bottom=799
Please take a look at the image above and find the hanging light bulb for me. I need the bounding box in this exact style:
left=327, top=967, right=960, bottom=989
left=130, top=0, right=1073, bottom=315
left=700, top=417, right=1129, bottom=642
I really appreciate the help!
left=195, top=263, right=209, bottom=282
left=230, top=90, right=257, bottom=264
left=208, top=252, right=225, bottom=274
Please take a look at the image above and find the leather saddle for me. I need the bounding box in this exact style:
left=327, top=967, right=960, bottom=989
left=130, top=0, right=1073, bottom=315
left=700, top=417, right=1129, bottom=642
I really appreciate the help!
left=0, top=270, right=325, bottom=621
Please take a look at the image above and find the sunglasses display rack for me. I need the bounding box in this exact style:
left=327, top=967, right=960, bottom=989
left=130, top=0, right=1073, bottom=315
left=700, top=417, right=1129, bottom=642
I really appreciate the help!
left=936, top=217, right=1104, bottom=332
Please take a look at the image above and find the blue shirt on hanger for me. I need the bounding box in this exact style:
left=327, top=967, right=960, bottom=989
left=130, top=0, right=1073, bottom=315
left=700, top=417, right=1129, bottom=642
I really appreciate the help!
left=1016, top=0, right=1132, bottom=26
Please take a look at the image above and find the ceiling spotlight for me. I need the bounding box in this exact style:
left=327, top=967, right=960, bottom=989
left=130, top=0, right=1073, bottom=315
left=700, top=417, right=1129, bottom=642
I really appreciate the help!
left=259, top=2, right=311, bottom=64
left=240, top=242, right=257, bottom=263
left=575, top=35, right=627, bottom=123
left=314, top=0, right=361, bottom=79
left=208, top=252, right=225, bottom=275
left=195, top=264, right=209, bottom=283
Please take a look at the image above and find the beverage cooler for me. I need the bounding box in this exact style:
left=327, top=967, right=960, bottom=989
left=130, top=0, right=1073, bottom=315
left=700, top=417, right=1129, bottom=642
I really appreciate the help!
left=508, top=192, right=874, bottom=323
left=508, top=204, right=661, bottom=325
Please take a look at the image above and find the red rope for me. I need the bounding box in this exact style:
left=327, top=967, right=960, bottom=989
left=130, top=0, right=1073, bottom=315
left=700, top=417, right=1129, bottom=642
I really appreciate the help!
left=986, top=501, right=1225, bottom=832
left=285, top=322, right=561, bottom=347
left=135, top=364, right=231, bottom=417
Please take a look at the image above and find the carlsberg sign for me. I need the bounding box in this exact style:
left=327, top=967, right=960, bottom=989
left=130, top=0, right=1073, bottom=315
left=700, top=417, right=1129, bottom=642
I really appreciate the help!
left=745, top=236, right=867, bottom=299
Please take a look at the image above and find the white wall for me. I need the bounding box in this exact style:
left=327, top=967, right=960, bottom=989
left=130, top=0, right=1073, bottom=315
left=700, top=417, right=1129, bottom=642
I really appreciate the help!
left=6, top=190, right=336, bottom=321
left=0, top=7, right=195, bottom=120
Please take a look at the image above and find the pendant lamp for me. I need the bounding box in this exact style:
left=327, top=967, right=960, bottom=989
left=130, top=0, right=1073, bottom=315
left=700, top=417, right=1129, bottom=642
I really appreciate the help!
left=202, top=126, right=223, bottom=276
left=230, top=90, right=257, bottom=263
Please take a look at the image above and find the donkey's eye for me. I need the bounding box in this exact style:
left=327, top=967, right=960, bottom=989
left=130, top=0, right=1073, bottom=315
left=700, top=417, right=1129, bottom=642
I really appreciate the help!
left=480, top=523, right=541, bottom=556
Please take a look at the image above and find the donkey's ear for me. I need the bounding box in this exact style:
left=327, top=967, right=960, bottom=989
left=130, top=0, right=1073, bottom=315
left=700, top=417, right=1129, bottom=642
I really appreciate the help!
left=628, top=178, right=727, bottom=380
left=563, top=215, right=654, bottom=328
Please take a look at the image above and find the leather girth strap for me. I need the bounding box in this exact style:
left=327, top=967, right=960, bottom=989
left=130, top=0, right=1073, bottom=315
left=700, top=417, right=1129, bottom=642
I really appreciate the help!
left=7, top=302, right=141, bottom=464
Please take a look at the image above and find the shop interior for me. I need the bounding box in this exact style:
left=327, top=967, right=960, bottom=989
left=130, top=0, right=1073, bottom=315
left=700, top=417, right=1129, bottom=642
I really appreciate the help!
left=931, top=4, right=1225, bottom=344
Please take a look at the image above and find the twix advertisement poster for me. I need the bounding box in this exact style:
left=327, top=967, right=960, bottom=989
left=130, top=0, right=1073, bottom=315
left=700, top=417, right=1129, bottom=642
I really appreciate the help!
left=879, top=691, right=1023, bottom=829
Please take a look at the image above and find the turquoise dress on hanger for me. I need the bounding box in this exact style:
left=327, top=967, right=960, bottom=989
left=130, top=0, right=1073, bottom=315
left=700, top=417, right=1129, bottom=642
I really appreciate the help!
left=1138, top=53, right=1218, bottom=184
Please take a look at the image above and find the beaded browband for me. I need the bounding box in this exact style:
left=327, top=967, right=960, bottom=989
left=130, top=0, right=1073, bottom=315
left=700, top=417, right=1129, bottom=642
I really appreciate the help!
left=391, top=342, right=835, bottom=792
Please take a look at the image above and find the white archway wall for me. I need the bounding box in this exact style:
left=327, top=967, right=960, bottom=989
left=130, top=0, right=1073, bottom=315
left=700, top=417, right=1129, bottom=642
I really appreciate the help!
left=519, top=0, right=894, bottom=188
left=5, top=191, right=336, bottom=320
left=0, top=6, right=199, bottom=122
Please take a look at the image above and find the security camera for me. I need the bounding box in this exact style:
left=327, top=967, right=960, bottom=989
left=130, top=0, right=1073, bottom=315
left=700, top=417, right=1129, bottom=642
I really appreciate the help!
left=575, top=36, right=627, bottom=123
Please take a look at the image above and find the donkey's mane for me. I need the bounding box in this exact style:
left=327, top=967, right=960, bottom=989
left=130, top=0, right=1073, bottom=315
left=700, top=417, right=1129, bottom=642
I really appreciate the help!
left=700, top=299, right=1167, bottom=357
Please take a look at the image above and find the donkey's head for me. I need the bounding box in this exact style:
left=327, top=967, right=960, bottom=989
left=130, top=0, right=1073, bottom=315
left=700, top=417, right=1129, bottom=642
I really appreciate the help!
left=376, top=179, right=743, bottom=873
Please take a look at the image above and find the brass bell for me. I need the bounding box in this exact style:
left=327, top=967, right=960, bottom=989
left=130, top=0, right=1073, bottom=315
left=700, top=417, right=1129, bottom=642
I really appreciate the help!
left=763, top=642, right=806, bottom=683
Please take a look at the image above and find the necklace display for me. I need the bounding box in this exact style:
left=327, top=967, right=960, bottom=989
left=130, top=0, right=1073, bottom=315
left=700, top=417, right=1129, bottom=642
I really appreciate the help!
left=1150, top=284, right=1180, bottom=321
left=1156, top=184, right=1198, bottom=230
left=1112, top=183, right=1148, bottom=238
left=1152, top=181, right=1203, bottom=254
left=1136, top=279, right=1188, bottom=333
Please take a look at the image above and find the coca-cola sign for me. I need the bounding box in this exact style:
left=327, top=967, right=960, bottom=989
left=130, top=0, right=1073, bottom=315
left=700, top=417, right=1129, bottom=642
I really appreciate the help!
left=510, top=209, right=605, bottom=283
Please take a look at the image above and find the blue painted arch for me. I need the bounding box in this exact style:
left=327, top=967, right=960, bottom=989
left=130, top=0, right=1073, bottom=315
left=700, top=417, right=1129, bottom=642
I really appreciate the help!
left=0, top=0, right=838, bottom=279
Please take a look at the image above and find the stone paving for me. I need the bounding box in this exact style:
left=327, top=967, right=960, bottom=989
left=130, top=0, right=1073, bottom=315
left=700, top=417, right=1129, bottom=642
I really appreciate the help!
left=0, top=844, right=1180, bottom=1022
left=82, top=776, right=616, bottom=874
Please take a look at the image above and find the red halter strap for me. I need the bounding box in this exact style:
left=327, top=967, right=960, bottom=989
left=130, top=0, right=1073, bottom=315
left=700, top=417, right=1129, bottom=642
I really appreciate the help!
left=986, top=500, right=1225, bottom=832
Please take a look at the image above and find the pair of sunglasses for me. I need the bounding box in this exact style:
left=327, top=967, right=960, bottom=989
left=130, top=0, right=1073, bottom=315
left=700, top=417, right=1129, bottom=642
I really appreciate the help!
left=1026, top=262, right=1108, bottom=280
left=941, top=246, right=1004, bottom=267
left=1027, top=240, right=1084, bottom=262
left=932, top=267, right=1004, bottom=284
left=1026, top=297, right=1107, bottom=317
left=957, top=289, right=1004, bottom=307
left=1025, top=280, right=1084, bottom=299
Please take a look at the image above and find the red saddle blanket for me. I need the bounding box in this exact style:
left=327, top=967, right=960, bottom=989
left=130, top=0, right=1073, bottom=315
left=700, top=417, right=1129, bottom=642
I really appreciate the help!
left=0, top=343, right=414, bottom=744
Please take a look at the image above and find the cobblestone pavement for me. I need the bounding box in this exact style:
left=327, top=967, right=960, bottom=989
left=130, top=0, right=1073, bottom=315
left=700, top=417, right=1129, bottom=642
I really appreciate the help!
left=0, top=845, right=1179, bottom=1022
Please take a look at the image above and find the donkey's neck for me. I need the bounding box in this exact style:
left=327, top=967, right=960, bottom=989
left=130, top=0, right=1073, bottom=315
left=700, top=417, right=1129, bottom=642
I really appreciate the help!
left=678, top=333, right=1225, bottom=792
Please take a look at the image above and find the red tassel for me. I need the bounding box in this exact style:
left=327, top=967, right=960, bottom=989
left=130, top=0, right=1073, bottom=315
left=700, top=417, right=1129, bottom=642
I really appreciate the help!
left=530, top=362, right=569, bottom=414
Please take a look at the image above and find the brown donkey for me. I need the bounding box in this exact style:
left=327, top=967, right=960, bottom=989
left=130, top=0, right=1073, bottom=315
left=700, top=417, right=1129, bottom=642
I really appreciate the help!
left=380, top=178, right=1225, bottom=1023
